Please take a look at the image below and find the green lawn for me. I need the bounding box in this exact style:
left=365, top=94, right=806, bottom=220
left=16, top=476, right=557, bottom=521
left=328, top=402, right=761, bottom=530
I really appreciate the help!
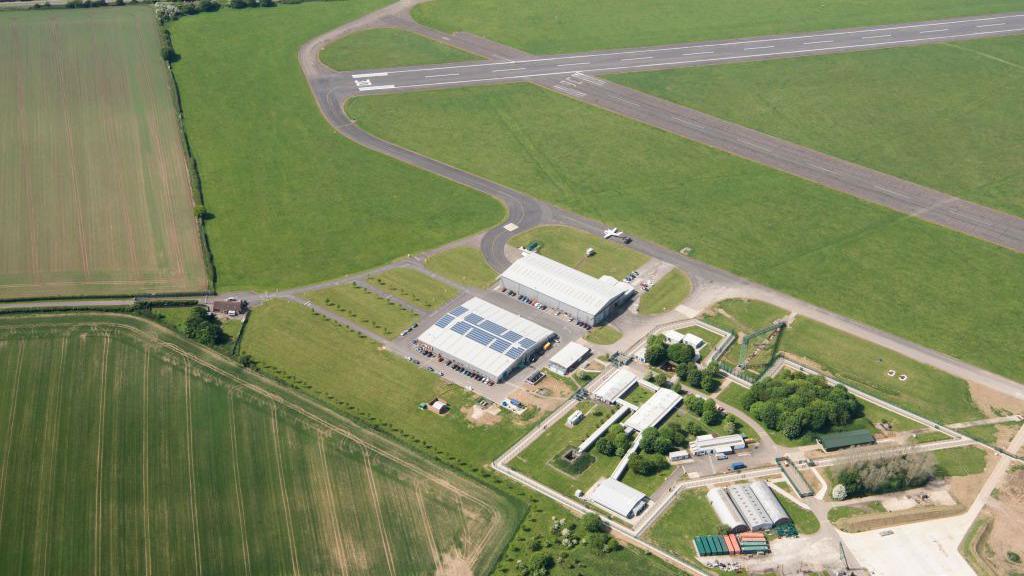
left=781, top=318, right=983, bottom=424
left=411, top=0, right=1024, bottom=54
left=961, top=421, right=1022, bottom=446
left=169, top=3, right=503, bottom=291
left=0, top=313, right=517, bottom=575
left=423, top=246, right=497, bottom=288
left=318, top=27, right=479, bottom=71
left=241, top=300, right=531, bottom=467
left=586, top=325, right=622, bottom=345
left=828, top=502, right=885, bottom=523
left=646, top=489, right=725, bottom=564
left=507, top=402, right=622, bottom=498
left=367, top=267, right=459, bottom=310
left=304, top=283, right=419, bottom=338
left=347, top=83, right=1024, bottom=387
left=638, top=270, right=691, bottom=315
left=704, top=299, right=789, bottom=333
left=911, top=430, right=952, bottom=444
left=510, top=226, right=648, bottom=279
left=934, top=446, right=988, bottom=478
left=616, top=36, right=1024, bottom=218
left=777, top=494, right=820, bottom=535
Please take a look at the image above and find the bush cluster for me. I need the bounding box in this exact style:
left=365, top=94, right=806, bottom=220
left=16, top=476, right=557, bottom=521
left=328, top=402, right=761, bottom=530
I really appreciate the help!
left=644, top=335, right=720, bottom=392
left=834, top=451, right=935, bottom=498
left=183, top=306, right=225, bottom=346
left=741, top=372, right=862, bottom=439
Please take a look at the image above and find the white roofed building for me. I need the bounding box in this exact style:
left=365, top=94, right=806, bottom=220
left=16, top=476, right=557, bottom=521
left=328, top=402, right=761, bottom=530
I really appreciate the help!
left=708, top=488, right=749, bottom=533
left=623, top=387, right=682, bottom=432
left=727, top=484, right=773, bottom=532
left=690, top=433, right=746, bottom=456
left=588, top=478, right=647, bottom=519
left=592, top=368, right=638, bottom=403
left=499, top=251, right=634, bottom=325
left=548, top=342, right=591, bottom=376
left=417, top=298, right=554, bottom=382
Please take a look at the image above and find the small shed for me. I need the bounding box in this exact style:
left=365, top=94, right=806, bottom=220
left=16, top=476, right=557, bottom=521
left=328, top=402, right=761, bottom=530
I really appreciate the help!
left=816, top=429, right=876, bottom=452
left=428, top=399, right=449, bottom=415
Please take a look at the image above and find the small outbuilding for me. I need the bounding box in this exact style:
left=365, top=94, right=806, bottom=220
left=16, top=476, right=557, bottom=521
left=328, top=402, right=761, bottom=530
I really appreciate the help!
left=816, top=429, right=876, bottom=452
left=212, top=299, right=247, bottom=317
left=548, top=341, right=591, bottom=376
left=428, top=399, right=449, bottom=415
left=588, top=478, right=647, bottom=519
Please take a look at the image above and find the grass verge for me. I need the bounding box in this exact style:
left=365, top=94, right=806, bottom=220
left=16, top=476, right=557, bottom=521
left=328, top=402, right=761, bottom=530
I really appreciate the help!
left=304, top=282, right=419, bottom=338
left=586, top=325, right=622, bottom=345
left=638, top=270, right=691, bottom=315
left=423, top=246, right=497, bottom=288
left=319, top=27, right=479, bottom=71
left=934, top=446, right=988, bottom=478
left=367, top=267, right=459, bottom=310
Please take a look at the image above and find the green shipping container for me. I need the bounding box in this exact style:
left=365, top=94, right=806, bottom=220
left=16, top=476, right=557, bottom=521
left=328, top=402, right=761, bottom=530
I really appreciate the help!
left=695, top=538, right=707, bottom=556
left=714, top=536, right=727, bottom=555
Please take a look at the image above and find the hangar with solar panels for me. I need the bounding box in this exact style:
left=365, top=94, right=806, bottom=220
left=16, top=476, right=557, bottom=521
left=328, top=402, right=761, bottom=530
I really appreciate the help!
left=417, top=297, right=555, bottom=382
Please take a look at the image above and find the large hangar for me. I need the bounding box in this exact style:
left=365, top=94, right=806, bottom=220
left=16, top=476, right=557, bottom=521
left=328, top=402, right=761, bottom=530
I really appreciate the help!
left=499, top=252, right=634, bottom=325
left=417, top=297, right=554, bottom=382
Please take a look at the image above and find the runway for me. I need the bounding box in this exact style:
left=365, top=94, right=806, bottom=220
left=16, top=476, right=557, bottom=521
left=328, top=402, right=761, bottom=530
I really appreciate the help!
left=343, top=13, right=1024, bottom=92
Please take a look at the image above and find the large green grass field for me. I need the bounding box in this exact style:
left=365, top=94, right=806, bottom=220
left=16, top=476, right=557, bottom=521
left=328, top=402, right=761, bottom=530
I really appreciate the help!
left=638, top=270, right=692, bottom=315
left=0, top=8, right=208, bottom=300
left=616, top=36, right=1024, bottom=218
left=347, top=83, right=1024, bottom=386
left=169, top=3, right=503, bottom=291
left=412, top=0, right=1024, bottom=54
left=241, top=300, right=532, bottom=466
left=423, top=247, right=497, bottom=289
left=0, top=313, right=517, bottom=574
left=781, top=318, right=983, bottom=424
left=319, top=27, right=479, bottom=71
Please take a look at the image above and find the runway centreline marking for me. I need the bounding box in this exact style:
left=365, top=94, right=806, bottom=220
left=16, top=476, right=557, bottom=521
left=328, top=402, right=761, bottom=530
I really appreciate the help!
left=343, top=13, right=1024, bottom=76
left=861, top=34, right=892, bottom=39
left=744, top=45, right=775, bottom=50
left=557, top=62, right=588, bottom=66
left=357, top=84, right=396, bottom=91
left=621, top=56, right=653, bottom=61
left=393, top=26, right=1024, bottom=89
left=351, top=72, right=388, bottom=78
left=919, top=28, right=950, bottom=33
left=424, top=73, right=459, bottom=78
left=493, top=67, right=525, bottom=72
left=803, top=40, right=834, bottom=45
left=978, top=22, right=1007, bottom=27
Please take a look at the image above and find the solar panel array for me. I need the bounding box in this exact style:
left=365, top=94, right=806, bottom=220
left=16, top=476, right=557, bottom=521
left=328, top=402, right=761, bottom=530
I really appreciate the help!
left=430, top=302, right=540, bottom=361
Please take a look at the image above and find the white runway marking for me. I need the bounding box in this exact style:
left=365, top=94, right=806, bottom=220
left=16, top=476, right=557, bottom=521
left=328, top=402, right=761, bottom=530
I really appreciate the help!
left=671, top=116, right=704, bottom=129
left=351, top=72, right=388, bottom=78
left=493, top=67, right=525, bottom=72
left=680, top=51, right=715, bottom=56
left=744, top=45, right=775, bottom=51
left=424, top=73, right=459, bottom=78
left=738, top=139, right=771, bottom=152
left=621, top=56, right=653, bottom=61
left=803, top=40, right=834, bottom=45
left=977, top=22, right=1006, bottom=27
left=919, top=28, right=950, bottom=33
left=861, top=34, right=892, bottom=39
left=557, top=62, right=589, bottom=67
left=811, top=164, right=838, bottom=174
left=357, top=85, right=396, bottom=91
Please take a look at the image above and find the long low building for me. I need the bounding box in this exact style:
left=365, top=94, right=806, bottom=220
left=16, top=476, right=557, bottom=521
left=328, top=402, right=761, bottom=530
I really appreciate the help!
left=709, top=481, right=791, bottom=533
left=623, top=387, right=682, bottom=432
left=708, top=488, right=749, bottom=533
left=499, top=251, right=634, bottom=325
left=417, top=297, right=554, bottom=382
left=588, top=478, right=647, bottom=519
left=690, top=433, right=746, bottom=456
left=592, top=368, right=637, bottom=403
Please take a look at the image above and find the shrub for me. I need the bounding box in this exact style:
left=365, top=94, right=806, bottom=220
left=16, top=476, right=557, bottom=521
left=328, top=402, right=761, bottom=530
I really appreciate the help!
left=833, top=451, right=935, bottom=498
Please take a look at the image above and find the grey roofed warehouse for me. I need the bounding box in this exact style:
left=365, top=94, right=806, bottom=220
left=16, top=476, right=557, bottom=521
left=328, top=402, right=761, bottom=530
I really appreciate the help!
left=416, top=297, right=555, bottom=382
left=499, top=251, right=635, bottom=325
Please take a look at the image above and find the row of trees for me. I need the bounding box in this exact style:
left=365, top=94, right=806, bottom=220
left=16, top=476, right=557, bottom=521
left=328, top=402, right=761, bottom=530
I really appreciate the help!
left=741, top=372, right=863, bottom=440
left=833, top=451, right=935, bottom=499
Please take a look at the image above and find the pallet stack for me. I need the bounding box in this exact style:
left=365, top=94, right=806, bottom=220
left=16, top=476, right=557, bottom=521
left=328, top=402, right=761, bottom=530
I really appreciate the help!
left=693, top=532, right=771, bottom=557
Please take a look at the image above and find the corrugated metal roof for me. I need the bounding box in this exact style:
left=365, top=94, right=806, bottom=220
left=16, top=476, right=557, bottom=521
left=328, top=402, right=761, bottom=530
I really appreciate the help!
left=623, top=387, right=682, bottom=432
left=727, top=484, right=773, bottom=532
left=817, top=429, right=876, bottom=451
left=592, top=368, right=637, bottom=402
left=548, top=341, right=590, bottom=369
left=500, top=252, right=632, bottom=316
left=589, top=478, right=646, bottom=518
left=750, top=481, right=790, bottom=527
left=418, top=298, right=553, bottom=379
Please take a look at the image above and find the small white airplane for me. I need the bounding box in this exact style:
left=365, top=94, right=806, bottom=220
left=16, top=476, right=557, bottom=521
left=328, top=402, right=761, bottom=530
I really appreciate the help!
left=603, top=227, right=623, bottom=239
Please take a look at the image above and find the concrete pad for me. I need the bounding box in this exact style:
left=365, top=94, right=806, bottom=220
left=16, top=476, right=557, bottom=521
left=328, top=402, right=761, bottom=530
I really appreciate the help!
left=839, top=513, right=974, bottom=576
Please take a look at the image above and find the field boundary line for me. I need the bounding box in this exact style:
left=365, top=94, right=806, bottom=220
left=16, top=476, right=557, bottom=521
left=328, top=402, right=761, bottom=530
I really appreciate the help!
left=226, top=393, right=252, bottom=576
left=315, top=434, right=349, bottom=576
left=183, top=362, right=203, bottom=576
left=92, top=335, right=111, bottom=576
left=0, top=340, right=26, bottom=539
left=414, top=482, right=442, bottom=570
left=270, top=408, right=301, bottom=576
left=363, top=449, right=397, bottom=576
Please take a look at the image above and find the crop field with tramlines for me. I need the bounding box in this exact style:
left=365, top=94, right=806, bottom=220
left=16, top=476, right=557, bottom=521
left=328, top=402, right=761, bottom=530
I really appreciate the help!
left=0, top=313, right=518, bottom=575
left=0, top=8, right=208, bottom=300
